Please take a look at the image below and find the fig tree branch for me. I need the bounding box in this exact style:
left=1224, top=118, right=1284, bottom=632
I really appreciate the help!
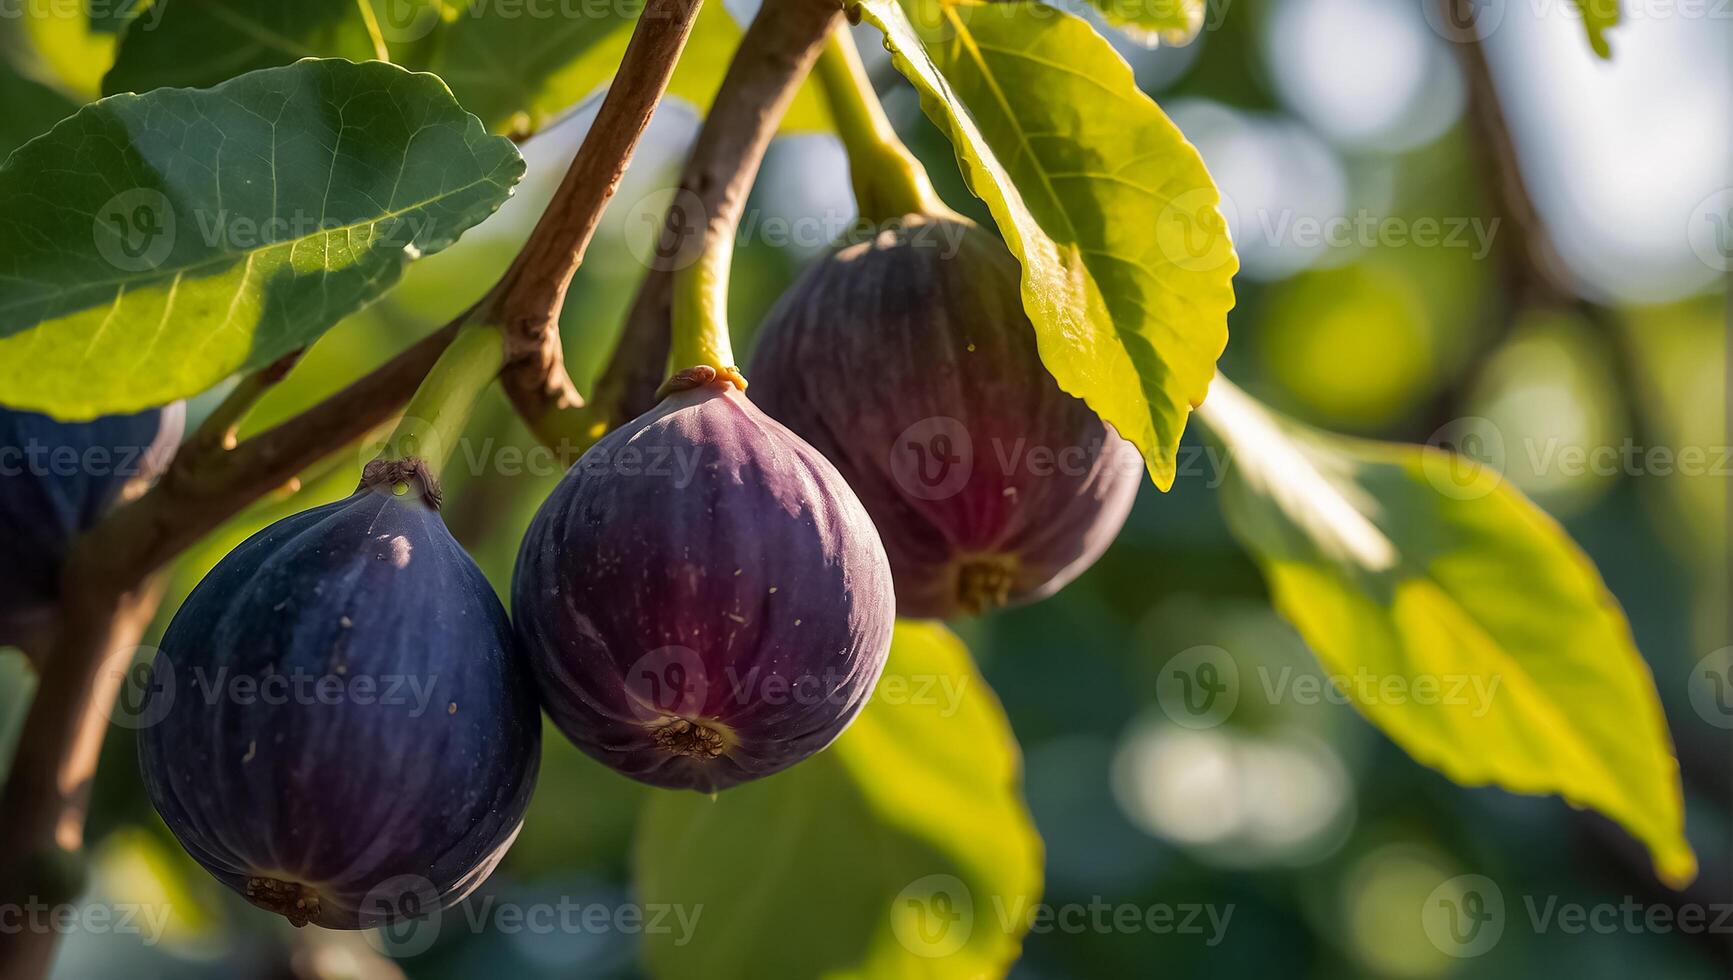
left=487, top=0, right=706, bottom=451
left=595, top=0, right=847, bottom=424
left=1429, top=0, right=1655, bottom=440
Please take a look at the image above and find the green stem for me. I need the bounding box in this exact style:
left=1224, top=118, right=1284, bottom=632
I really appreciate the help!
left=813, top=27, right=942, bottom=223
left=670, top=238, right=743, bottom=388
left=376, top=321, right=504, bottom=482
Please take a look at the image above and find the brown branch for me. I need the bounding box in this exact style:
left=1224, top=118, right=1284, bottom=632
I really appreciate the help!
left=594, top=0, right=846, bottom=426
left=488, top=0, right=706, bottom=446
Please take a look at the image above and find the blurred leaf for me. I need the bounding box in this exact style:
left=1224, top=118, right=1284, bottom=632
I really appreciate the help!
left=1573, top=0, right=1619, bottom=59
left=1081, top=0, right=1205, bottom=47
left=635, top=622, right=1042, bottom=979
left=858, top=0, right=1236, bottom=490
left=425, top=1, right=830, bottom=137
left=0, top=57, right=79, bottom=161
left=13, top=0, right=118, bottom=99
left=1259, top=263, right=1436, bottom=429
left=0, top=651, right=39, bottom=785
left=102, top=0, right=395, bottom=96
left=0, top=59, right=523, bottom=418
left=1622, top=300, right=1726, bottom=573
left=1194, top=376, right=1695, bottom=887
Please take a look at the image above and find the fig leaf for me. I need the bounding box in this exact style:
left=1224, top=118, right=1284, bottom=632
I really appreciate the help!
left=1195, top=375, right=1696, bottom=887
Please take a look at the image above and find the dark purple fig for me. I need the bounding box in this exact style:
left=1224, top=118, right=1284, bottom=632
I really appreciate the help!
left=138, top=466, right=539, bottom=929
left=747, top=214, right=1142, bottom=618
left=0, top=403, right=185, bottom=649
left=512, top=378, right=895, bottom=792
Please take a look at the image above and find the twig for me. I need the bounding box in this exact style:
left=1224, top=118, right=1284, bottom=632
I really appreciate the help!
left=596, top=0, right=846, bottom=425
left=489, top=0, right=706, bottom=449
left=186, top=350, right=306, bottom=456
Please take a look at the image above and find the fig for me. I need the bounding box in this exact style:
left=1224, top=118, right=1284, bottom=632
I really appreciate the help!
left=512, top=376, right=895, bottom=792
left=747, top=214, right=1142, bottom=618
left=0, top=404, right=185, bottom=648
left=138, top=463, right=540, bottom=929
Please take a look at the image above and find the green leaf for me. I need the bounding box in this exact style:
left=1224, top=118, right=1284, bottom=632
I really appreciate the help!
left=1194, top=375, right=1695, bottom=887
left=635, top=622, right=1042, bottom=979
left=102, top=0, right=394, bottom=96
left=0, top=57, right=79, bottom=163
left=857, top=0, right=1236, bottom=490
left=1080, top=0, right=1205, bottom=47
left=0, top=58, right=524, bottom=419
left=1573, top=0, right=1619, bottom=59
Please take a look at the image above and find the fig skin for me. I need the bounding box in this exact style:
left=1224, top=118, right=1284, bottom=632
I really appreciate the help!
left=138, top=475, right=540, bottom=929
left=512, top=381, right=895, bottom=792
left=747, top=214, right=1142, bottom=618
left=0, top=403, right=185, bottom=649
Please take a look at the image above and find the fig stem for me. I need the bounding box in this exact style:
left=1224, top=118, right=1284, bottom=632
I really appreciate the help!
left=666, top=0, right=844, bottom=394
left=376, top=322, right=506, bottom=484
left=812, top=26, right=943, bottom=224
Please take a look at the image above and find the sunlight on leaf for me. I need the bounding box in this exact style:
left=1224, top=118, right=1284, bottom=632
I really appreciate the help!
left=635, top=621, right=1042, bottom=979
left=1079, top=0, right=1206, bottom=47
left=1195, top=375, right=1696, bottom=887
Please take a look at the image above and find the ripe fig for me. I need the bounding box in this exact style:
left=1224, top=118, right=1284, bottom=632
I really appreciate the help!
left=513, top=377, right=895, bottom=792
left=138, top=464, right=540, bottom=929
left=747, top=214, right=1143, bottom=618
left=0, top=404, right=185, bottom=649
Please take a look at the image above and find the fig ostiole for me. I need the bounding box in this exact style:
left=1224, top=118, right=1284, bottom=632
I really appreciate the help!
left=747, top=213, right=1143, bottom=619
left=0, top=403, right=185, bottom=652
left=139, top=461, right=540, bottom=929
left=513, top=378, right=896, bottom=792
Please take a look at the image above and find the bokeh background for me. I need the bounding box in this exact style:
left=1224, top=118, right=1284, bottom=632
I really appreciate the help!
left=1, top=0, right=1728, bottom=976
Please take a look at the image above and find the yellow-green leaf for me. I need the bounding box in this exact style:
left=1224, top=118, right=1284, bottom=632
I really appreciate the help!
left=857, top=0, right=1236, bottom=490
left=1080, top=0, right=1206, bottom=47
left=1194, top=375, right=1695, bottom=886
left=1573, top=0, right=1619, bottom=59
left=635, top=621, right=1042, bottom=979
